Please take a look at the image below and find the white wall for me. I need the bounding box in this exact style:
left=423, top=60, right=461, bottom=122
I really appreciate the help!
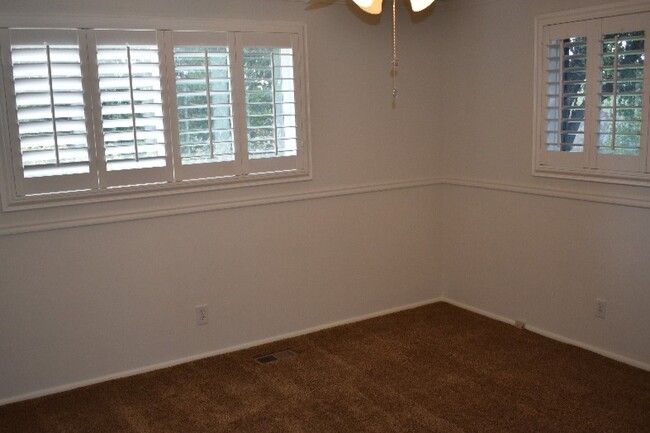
left=0, top=0, right=445, bottom=402
left=438, top=0, right=650, bottom=367
left=0, top=187, right=442, bottom=402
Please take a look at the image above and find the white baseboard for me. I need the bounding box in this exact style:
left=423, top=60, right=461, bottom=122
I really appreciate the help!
left=443, top=298, right=650, bottom=372
left=3, top=295, right=648, bottom=406
left=0, top=297, right=443, bottom=406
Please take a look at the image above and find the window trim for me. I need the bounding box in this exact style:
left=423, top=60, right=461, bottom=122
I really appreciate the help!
left=0, top=16, right=312, bottom=212
left=533, top=0, right=650, bottom=187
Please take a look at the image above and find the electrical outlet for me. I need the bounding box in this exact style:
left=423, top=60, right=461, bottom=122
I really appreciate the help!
left=595, top=299, right=607, bottom=319
left=514, top=320, right=526, bottom=330
left=195, top=304, right=209, bottom=325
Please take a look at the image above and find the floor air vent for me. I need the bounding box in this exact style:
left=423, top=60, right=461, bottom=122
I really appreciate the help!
left=255, top=349, right=297, bottom=365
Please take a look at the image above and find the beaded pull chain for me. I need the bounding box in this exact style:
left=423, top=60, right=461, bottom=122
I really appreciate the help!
left=392, top=0, right=398, bottom=98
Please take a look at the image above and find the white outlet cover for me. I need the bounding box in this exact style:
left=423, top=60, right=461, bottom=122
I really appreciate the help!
left=195, top=305, right=209, bottom=325
left=595, top=299, right=607, bottom=319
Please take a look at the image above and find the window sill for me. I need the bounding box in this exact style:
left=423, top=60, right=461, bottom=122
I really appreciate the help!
left=2, top=169, right=312, bottom=212
left=533, top=165, right=650, bottom=188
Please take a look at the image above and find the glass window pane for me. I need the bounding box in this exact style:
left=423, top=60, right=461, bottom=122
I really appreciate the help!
left=11, top=40, right=91, bottom=177
left=598, top=31, right=645, bottom=155
left=97, top=44, right=166, bottom=171
left=173, top=45, right=234, bottom=166
left=243, top=47, right=298, bottom=160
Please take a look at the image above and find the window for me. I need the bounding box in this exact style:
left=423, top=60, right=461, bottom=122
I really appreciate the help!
left=0, top=24, right=309, bottom=209
left=534, top=4, right=650, bottom=186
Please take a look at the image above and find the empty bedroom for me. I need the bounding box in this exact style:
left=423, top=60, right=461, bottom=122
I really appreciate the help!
left=0, top=0, right=649, bottom=431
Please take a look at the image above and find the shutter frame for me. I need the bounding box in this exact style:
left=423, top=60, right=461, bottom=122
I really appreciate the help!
left=1, top=28, right=98, bottom=197
left=595, top=13, right=650, bottom=173
left=237, top=31, right=305, bottom=175
left=167, top=30, right=240, bottom=181
left=90, top=30, right=173, bottom=189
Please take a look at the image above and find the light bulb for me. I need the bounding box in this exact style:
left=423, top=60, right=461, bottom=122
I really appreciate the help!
left=351, top=0, right=383, bottom=14
left=409, top=0, right=435, bottom=12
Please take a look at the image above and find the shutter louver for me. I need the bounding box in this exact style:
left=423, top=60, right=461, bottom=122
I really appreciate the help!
left=598, top=31, right=645, bottom=157
left=11, top=43, right=90, bottom=178
left=243, top=47, right=297, bottom=161
left=95, top=40, right=167, bottom=175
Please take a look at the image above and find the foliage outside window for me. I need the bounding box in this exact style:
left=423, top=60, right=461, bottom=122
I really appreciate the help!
left=534, top=4, right=650, bottom=186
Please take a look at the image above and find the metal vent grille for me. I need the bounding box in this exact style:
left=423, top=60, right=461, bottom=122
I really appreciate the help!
left=254, top=349, right=297, bottom=365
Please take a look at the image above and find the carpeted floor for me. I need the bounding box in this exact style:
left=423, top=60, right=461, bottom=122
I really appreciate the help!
left=1, top=302, right=649, bottom=432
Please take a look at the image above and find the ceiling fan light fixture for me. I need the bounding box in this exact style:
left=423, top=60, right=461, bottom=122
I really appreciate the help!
left=352, top=0, right=435, bottom=14
left=350, top=0, right=436, bottom=98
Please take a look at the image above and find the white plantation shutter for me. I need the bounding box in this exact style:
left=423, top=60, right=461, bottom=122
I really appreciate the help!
left=0, top=29, right=97, bottom=196
left=0, top=24, right=310, bottom=207
left=243, top=48, right=297, bottom=158
left=595, top=13, right=650, bottom=173
left=540, top=21, right=595, bottom=170
left=598, top=32, right=644, bottom=158
left=536, top=7, right=650, bottom=183
left=89, top=30, right=172, bottom=188
left=547, top=37, right=587, bottom=153
left=167, top=31, right=239, bottom=180
left=235, top=32, right=305, bottom=175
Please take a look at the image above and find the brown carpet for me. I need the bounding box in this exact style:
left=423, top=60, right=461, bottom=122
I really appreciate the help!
left=1, top=302, right=649, bottom=433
